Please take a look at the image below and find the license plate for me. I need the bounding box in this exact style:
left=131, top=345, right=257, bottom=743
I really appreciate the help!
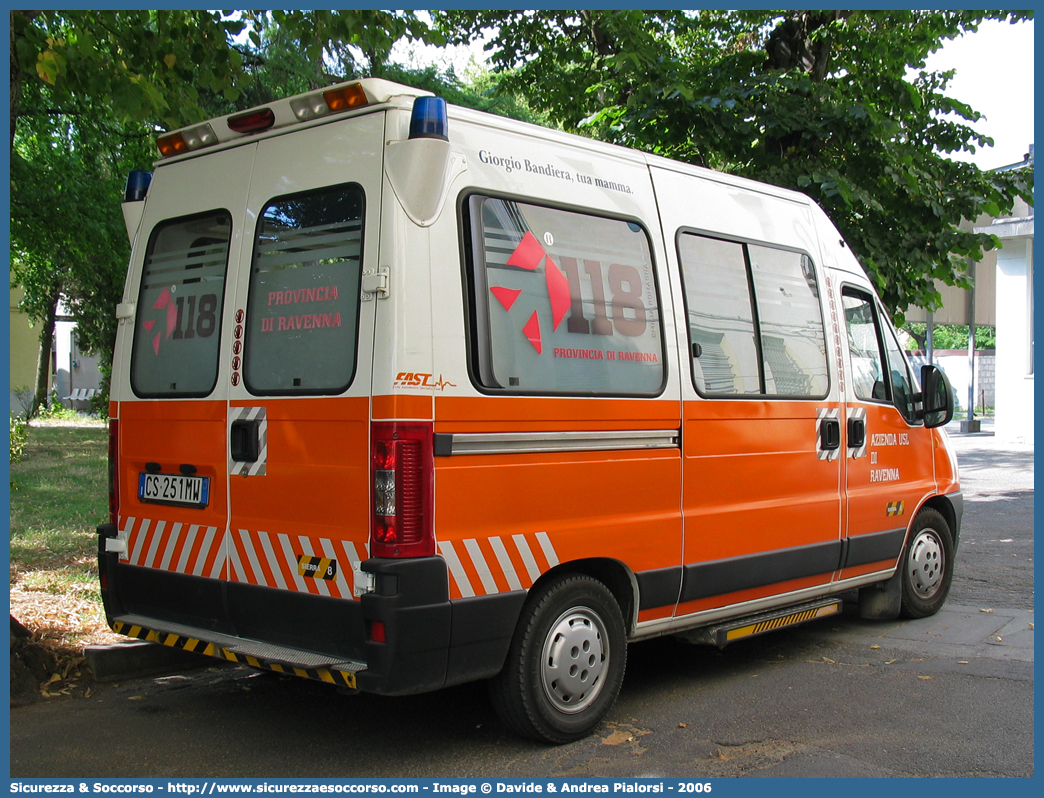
left=138, top=473, right=210, bottom=508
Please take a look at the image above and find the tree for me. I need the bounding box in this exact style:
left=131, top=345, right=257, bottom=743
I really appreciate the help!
left=10, top=83, right=147, bottom=414
left=9, top=10, right=248, bottom=145
left=10, top=10, right=254, bottom=415
left=439, top=10, right=1034, bottom=318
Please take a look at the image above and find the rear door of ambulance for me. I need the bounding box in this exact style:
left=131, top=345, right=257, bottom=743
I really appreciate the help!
left=115, top=113, right=382, bottom=651
left=224, top=113, right=382, bottom=658
left=116, top=143, right=252, bottom=625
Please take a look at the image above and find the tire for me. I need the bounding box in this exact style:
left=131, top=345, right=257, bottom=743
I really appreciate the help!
left=489, top=574, right=627, bottom=744
left=899, top=508, right=954, bottom=619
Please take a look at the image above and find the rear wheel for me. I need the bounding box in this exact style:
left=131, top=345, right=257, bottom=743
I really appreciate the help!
left=899, top=508, right=954, bottom=618
left=489, top=574, right=626, bottom=744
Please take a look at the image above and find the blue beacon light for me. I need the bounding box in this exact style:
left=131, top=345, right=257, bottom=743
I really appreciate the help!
left=125, top=170, right=153, bottom=202
left=409, top=96, right=449, bottom=141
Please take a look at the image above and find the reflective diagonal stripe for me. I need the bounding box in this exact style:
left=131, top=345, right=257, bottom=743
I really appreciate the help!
left=536, top=531, right=559, bottom=567
left=258, top=530, right=288, bottom=590
left=463, top=538, right=498, bottom=594
left=440, top=532, right=561, bottom=599
left=129, top=518, right=151, bottom=565
left=175, top=525, right=200, bottom=573
left=158, top=523, right=183, bottom=571
left=489, top=536, right=522, bottom=591
left=512, top=534, right=542, bottom=583
left=241, top=529, right=268, bottom=586
left=438, top=541, right=475, bottom=598
left=227, top=530, right=247, bottom=582
left=278, top=533, right=311, bottom=593
left=194, top=526, right=219, bottom=577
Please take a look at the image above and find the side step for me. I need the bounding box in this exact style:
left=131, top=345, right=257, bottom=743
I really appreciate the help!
left=676, top=598, right=843, bottom=647
left=111, top=614, right=367, bottom=688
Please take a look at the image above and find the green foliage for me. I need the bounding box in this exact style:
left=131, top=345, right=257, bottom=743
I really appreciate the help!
left=10, top=414, right=29, bottom=467
left=10, top=77, right=149, bottom=403
left=11, top=11, right=248, bottom=131
left=904, top=323, right=996, bottom=350
left=439, top=10, right=1034, bottom=316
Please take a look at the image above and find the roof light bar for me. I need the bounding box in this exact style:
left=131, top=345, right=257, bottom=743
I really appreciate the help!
left=289, top=83, right=369, bottom=121
left=156, top=123, right=218, bottom=158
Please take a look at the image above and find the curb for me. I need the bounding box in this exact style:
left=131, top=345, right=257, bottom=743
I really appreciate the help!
left=85, top=640, right=215, bottom=682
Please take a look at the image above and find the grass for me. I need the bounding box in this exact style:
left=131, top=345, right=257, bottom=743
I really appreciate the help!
left=9, top=419, right=122, bottom=652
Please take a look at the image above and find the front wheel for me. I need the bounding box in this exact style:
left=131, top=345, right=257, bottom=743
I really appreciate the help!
left=489, top=574, right=627, bottom=744
left=899, top=508, right=955, bottom=619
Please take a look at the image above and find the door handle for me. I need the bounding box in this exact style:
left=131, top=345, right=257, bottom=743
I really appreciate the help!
left=820, top=418, right=841, bottom=451
left=847, top=418, right=866, bottom=448
left=230, top=419, right=261, bottom=462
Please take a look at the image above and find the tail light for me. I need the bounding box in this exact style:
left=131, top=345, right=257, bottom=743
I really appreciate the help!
left=370, top=422, right=434, bottom=558
left=108, top=418, right=120, bottom=526
left=227, top=107, right=275, bottom=134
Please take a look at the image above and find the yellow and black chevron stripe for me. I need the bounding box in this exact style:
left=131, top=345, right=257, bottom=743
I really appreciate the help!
left=297, top=555, right=337, bottom=581
left=725, top=602, right=840, bottom=642
left=886, top=501, right=906, bottom=517
left=110, top=621, right=358, bottom=688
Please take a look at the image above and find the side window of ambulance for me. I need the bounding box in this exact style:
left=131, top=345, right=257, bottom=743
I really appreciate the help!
left=678, top=233, right=828, bottom=398
left=465, top=196, right=665, bottom=395
left=881, top=317, right=920, bottom=423
left=842, top=289, right=921, bottom=424
left=842, top=292, right=888, bottom=401
left=131, top=210, right=231, bottom=397
left=243, top=183, right=364, bottom=395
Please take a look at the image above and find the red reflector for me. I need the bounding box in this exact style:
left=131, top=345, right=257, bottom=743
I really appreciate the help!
left=227, top=107, right=275, bottom=134
left=368, top=621, right=386, bottom=643
left=99, top=570, right=108, bottom=590
left=323, top=84, right=368, bottom=112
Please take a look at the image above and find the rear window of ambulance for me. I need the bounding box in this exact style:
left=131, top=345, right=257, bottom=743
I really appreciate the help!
left=243, top=183, right=365, bottom=395
left=130, top=210, right=232, bottom=397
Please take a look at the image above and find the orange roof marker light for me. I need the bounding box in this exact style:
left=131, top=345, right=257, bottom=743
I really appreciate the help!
left=156, top=123, right=218, bottom=158
left=290, top=82, right=369, bottom=121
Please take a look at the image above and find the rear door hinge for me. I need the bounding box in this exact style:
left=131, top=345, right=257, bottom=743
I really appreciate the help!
left=361, top=267, right=389, bottom=301
left=352, top=561, right=376, bottom=597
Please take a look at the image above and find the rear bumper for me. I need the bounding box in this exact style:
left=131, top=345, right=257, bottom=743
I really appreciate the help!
left=97, top=524, right=524, bottom=695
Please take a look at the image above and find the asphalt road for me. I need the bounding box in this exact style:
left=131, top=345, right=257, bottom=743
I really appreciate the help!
left=9, top=428, right=1033, bottom=778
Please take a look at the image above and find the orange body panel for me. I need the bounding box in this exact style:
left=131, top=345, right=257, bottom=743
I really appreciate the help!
left=434, top=395, right=683, bottom=602
left=845, top=404, right=935, bottom=536
left=117, top=400, right=229, bottom=577
left=682, top=399, right=841, bottom=583
left=228, top=396, right=370, bottom=598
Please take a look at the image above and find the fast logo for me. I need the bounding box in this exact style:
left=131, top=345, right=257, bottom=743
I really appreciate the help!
left=394, top=372, right=457, bottom=391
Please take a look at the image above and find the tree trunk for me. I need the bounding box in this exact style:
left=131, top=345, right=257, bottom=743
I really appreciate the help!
left=31, top=287, right=60, bottom=417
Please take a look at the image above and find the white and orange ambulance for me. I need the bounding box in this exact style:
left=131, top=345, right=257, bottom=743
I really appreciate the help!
left=99, top=78, right=961, bottom=743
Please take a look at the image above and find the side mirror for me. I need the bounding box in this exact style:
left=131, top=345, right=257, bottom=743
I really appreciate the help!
left=920, top=364, right=954, bottom=428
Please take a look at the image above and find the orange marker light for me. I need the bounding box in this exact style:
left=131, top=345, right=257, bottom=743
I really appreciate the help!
left=323, top=83, right=368, bottom=112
